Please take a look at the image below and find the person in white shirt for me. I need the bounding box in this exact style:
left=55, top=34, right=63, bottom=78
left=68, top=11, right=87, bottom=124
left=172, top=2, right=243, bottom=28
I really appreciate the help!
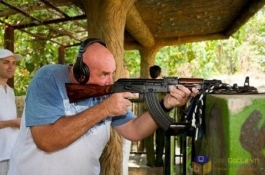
left=8, top=38, right=198, bottom=175
left=0, top=49, right=22, bottom=175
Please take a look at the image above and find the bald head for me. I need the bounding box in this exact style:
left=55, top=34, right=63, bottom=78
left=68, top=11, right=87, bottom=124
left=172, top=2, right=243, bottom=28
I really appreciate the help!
left=82, top=43, right=116, bottom=85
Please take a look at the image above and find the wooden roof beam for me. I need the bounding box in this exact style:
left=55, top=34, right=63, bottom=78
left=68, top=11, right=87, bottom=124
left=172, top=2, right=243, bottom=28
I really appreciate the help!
left=1, top=1, right=42, bottom=24
left=0, top=1, right=82, bottom=41
left=158, top=33, right=229, bottom=46
left=124, top=33, right=228, bottom=50
left=14, top=15, right=86, bottom=29
left=40, top=0, right=87, bottom=29
left=40, top=0, right=70, bottom=18
left=225, top=0, right=265, bottom=36
left=125, top=5, right=155, bottom=48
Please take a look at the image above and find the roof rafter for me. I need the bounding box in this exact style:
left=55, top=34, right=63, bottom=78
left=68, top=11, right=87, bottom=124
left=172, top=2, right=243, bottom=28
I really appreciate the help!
left=0, top=0, right=264, bottom=49
left=0, top=0, right=87, bottom=46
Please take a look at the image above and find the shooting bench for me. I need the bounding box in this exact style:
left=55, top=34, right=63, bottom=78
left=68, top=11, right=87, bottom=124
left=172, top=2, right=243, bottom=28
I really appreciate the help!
left=162, top=79, right=264, bottom=175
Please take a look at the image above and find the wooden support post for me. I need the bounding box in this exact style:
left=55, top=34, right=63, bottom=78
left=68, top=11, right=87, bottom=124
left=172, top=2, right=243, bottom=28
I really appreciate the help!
left=4, top=25, right=15, bottom=88
left=58, top=46, right=65, bottom=64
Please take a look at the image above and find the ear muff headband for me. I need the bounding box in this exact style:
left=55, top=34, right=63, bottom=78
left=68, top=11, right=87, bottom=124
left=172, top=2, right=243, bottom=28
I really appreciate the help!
left=73, top=38, right=107, bottom=84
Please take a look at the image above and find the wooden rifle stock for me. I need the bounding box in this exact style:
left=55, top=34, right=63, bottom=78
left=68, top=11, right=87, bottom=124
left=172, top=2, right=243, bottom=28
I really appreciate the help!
left=65, top=83, right=114, bottom=103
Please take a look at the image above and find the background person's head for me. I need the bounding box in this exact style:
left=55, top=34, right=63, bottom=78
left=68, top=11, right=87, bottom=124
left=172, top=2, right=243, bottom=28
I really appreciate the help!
left=149, top=65, right=162, bottom=79
left=0, top=49, right=22, bottom=81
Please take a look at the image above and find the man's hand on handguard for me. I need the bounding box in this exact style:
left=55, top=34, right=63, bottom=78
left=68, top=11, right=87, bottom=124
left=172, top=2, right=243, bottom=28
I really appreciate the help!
left=100, top=92, right=138, bottom=117
left=163, top=85, right=199, bottom=109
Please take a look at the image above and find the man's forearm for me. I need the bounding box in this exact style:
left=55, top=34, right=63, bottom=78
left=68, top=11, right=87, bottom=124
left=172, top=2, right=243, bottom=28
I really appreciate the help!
left=30, top=104, right=108, bottom=153
left=136, top=111, right=159, bottom=140
left=116, top=111, right=158, bottom=142
left=0, top=119, right=20, bottom=129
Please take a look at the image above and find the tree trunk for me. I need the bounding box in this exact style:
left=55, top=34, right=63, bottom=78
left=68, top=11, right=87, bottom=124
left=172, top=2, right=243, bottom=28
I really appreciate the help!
left=83, top=0, right=136, bottom=80
left=81, top=1, right=136, bottom=174
left=139, top=46, right=161, bottom=78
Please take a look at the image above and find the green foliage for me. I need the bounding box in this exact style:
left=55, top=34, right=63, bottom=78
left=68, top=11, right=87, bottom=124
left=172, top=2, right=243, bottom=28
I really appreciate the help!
left=1, top=6, right=265, bottom=95
left=0, top=26, right=78, bottom=95
left=123, top=50, right=141, bottom=77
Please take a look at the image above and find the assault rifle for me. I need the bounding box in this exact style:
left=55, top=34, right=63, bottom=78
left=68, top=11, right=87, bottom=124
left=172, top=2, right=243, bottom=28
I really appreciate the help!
left=65, top=77, right=224, bottom=130
left=65, top=77, right=257, bottom=130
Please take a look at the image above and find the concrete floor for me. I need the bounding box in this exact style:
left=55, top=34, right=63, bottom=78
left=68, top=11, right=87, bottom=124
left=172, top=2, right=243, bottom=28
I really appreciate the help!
left=127, top=152, right=190, bottom=175
left=128, top=154, right=163, bottom=175
left=129, top=167, right=163, bottom=175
